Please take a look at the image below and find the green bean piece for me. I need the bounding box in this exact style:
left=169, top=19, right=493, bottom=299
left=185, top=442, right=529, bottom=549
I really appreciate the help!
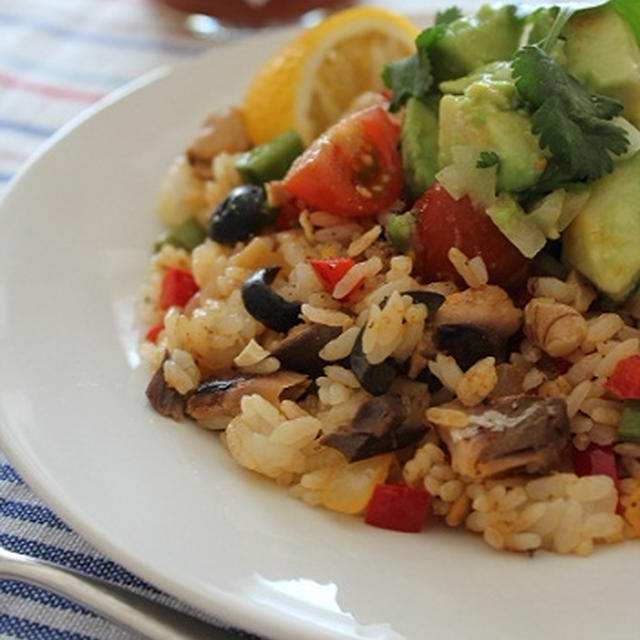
left=235, top=130, right=304, bottom=185
left=617, top=401, right=640, bottom=443
left=154, top=217, right=206, bottom=252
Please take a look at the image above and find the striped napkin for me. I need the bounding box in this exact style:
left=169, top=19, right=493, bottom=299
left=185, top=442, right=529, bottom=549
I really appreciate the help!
left=0, top=1, right=249, bottom=637
left=0, top=0, right=435, bottom=636
left=0, top=0, right=210, bottom=195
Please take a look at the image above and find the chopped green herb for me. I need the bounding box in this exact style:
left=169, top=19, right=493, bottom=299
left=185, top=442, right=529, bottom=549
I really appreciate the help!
left=382, top=26, right=445, bottom=112
left=476, top=151, right=501, bottom=169
left=435, top=6, right=463, bottom=25
left=512, top=45, right=628, bottom=192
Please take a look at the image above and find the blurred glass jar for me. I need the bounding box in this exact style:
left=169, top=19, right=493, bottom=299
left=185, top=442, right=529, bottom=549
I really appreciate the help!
left=159, top=0, right=355, bottom=27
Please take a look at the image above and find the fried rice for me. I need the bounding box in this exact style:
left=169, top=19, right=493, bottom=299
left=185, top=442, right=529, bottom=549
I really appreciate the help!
left=138, top=11, right=640, bottom=555
left=139, top=146, right=640, bottom=555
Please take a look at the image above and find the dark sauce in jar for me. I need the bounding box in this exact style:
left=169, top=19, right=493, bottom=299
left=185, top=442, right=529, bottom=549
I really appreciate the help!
left=159, top=0, right=354, bottom=27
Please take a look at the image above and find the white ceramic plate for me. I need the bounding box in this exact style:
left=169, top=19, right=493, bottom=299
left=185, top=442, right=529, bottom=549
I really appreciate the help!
left=0, top=9, right=636, bottom=640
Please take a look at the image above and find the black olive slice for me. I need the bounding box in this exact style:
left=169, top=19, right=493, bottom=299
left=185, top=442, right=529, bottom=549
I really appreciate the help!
left=349, top=328, right=397, bottom=396
left=241, top=266, right=302, bottom=333
left=434, top=324, right=499, bottom=371
left=208, top=184, right=267, bottom=245
left=403, top=290, right=445, bottom=317
left=272, top=324, right=341, bottom=377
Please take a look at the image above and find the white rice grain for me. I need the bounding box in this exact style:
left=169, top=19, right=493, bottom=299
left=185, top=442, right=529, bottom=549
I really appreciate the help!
left=566, top=379, right=593, bottom=418
left=425, top=406, right=469, bottom=429
left=456, top=357, right=497, bottom=407
left=332, top=256, right=382, bottom=300
left=593, top=338, right=639, bottom=377
left=233, top=338, right=270, bottom=367
left=448, top=247, right=488, bottom=289
left=347, top=225, right=382, bottom=257
left=319, top=326, right=360, bottom=361
left=324, top=365, right=361, bottom=389
left=522, top=368, right=547, bottom=391
left=528, top=277, right=578, bottom=305
left=586, top=313, right=625, bottom=344
left=301, top=304, right=352, bottom=328
left=565, top=353, right=603, bottom=386
left=308, top=211, right=345, bottom=227
left=242, top=357, right=281, bottom=375
left=430, top=353, right=464, bottom=392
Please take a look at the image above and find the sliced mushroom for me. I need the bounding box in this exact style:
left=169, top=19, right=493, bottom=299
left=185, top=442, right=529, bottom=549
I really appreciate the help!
left=145, top=361, right=186, bottom=421
left=433, top=285, right=523, bottom=369
left=321, top=396, right=427, bottom=462
left=434, top=285, right=522, bottom=341
left=488, top=363, right=527, bottom=401
left=272, top=324, right=341, bottom=377
left=430, top=396, right=569, bottom=481
left=185, top=106, right=250, bottom=180
left=241, top=266, right=302, bottom=333
left=185, top=370, right=309, bottom=425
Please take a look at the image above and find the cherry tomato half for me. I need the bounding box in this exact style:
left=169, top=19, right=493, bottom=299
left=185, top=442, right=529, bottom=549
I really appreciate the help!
left=412, top=182, right=532, bottom=290
left=281, top=106, right=403, bottom=218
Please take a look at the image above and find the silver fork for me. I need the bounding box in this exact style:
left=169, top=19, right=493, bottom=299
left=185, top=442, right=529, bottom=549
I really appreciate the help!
left=0, top=544, right=241, bottom=639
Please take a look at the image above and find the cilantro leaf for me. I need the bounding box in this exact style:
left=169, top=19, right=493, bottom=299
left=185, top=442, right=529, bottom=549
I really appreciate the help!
left=476, top=151, right=501, bottom=169
left=382, top=25, right=445, bottom=112
left=382, top=48, right=433, bottom=112
left=512, top=45, right=628, bottom=189
left=435, top=7, right=462, bottom=25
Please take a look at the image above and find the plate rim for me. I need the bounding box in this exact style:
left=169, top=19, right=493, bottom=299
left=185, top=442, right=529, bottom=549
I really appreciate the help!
left=0, top=6, right=636, bottom=640
left=0, top=18, right=429, bottom=640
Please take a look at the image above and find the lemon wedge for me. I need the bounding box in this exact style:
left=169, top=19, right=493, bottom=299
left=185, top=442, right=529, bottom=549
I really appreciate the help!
left=242, top=7, right=418, bottom=145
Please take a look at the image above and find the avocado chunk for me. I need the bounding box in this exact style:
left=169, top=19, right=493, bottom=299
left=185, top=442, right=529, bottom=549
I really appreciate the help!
left=430, top=5, right=525, bottom=82
left=563, top=151, right=640, bottom=301
left=564, top=6, right=640, bottom=128
left=526, top=7, right=557, bottom=45
left=438, top=65, right=547, bottom=192
left=402, top=96, right=439, bottom=200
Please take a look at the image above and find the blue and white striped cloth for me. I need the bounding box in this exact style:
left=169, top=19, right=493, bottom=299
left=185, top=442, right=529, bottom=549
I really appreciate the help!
left=0, top=1, right=230, bottom=636
left=0, top=0, right=427, bottom=636
left=0, top=0, right=210, bottom=193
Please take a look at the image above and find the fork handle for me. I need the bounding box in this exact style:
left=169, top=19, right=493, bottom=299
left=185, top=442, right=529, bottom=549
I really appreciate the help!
left=0, top=547, right=238, bottom=639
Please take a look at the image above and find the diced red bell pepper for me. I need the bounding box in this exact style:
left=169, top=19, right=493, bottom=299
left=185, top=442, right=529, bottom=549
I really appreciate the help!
left=159, top=267, right=199, bottom=310
left=145, top=322, right=164, bottom=343
left=309, top=257, right=354, bottom=291
left=309, top=257, right=363, bottom=300
left=604, top=355, right=640, bottom=399
left=572, top=443, right=618, bottom=486
left=365, top=483, right=432, bottom=533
